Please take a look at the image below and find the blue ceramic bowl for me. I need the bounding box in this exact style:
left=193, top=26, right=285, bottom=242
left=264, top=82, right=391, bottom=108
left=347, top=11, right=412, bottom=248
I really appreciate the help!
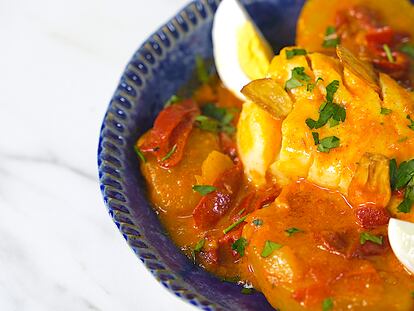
left=98, top=1, right=305, bottom=310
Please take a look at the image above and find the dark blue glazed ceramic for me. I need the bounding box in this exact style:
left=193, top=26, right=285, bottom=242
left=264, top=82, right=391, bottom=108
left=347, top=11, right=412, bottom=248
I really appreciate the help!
left=98, top=1, right=305, bottom=310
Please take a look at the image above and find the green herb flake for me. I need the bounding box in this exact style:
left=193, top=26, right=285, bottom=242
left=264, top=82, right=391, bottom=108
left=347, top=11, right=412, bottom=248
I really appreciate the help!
left=261, top=240, right=283, bottom=258
left=322, top=297, right=334, bottom=311
left=400, top=43, right=414, bottom=59
left=383, top=44, right=395, bottom=63
left=194, top=238, right=205, bottom=252
left=286, top=48, right=307, bottom=59
left=164, top=95, right=182, bottom=107
left=398, top=179, right=414, bottom=213
left=161, top=144, right=177, bottom=161
left=253, top=219, right=263, bottom=226
left=411, top=291, right=414, bottom=298
left=312, top=132, right=320, bottom=145
left=285, top=227, right=303, bottom=237
left=192, top=185, right=217, bottom=196
left=285, top=67, right=311, bottom=90
left=380, top=107, right=392, bottom=115
left=360, top=232, right=383, bottom=245
left=390, top=159, right=398, bottom=191
left=232, top=237, right=248, bottom=257
left=325, top=80, right=340, bottom=104
left=134, top=145, right=147, bottom=163
left=223, top=216, right=248, bottom=235
left=307, top=77, right=324, bottom=92
left=323, top=26, right=340, bottom=48
left=195, top=55, right=209, bottom=84
left=195, top=115, right=220, bottom=132
left=317, top=136, right=340, bottom=153
left=398, top=136, right=409, bottom=143
left=197, top=103, right=235, bottom=134
left=241, top=287, right=253, bottom=295
left=407, top=115, right=414, bottom=131
left=395, top=159, right=414, bottom=189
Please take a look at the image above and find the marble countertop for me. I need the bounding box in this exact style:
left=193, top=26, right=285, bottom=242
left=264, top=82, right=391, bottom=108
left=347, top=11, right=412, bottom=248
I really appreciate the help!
left=0, top=0, right=197, bottom=310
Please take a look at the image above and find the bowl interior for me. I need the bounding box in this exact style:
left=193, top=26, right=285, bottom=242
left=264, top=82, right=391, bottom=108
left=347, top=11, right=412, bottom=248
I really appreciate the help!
left=98, top=0, right=305, bottom=310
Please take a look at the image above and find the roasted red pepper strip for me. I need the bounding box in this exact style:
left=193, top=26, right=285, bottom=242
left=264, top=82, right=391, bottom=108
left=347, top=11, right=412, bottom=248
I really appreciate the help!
left=193, top=163, right=242, bottom=229
left=139, top=99, right=199, bottom=168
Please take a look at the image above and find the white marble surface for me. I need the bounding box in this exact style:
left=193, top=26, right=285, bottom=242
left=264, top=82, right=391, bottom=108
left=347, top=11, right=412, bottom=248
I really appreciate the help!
left=0, top=0, right=197, bottom=310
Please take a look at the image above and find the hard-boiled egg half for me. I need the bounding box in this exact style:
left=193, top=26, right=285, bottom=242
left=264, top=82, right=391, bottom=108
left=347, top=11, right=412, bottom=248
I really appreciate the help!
left=212, top=0, right=274, bottom=99
left=389, top=218, right=414, bottom=273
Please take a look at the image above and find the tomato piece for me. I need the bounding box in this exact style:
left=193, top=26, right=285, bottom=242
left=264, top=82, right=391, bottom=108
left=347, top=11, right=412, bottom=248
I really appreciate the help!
left=193, top=163, right=242, bottom=229
left=139, top=100, right=199, bottom=168
left=355, top=205, right=390, bottom=228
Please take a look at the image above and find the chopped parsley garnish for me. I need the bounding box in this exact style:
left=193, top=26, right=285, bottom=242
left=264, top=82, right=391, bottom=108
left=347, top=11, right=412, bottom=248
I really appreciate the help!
left=223, top=216, right=248, bottom=234
left=411, top=291, right=414, bottom=298
left=134, top=145, right=147, bottom=163
left=261, top=241, right=283, bottom=258
left=286, top=48, right=307, bottom=59
left=312, top=132, right=320, bottom=145
left=360, top=232, right=383, bottom=245
left=325, top=80, right=340, bottom=104
left=322, top=297, right=334, bottom=311
left=241, top=287, right=253, bottom=295
left=161, top=144, right=177, bottom=161
left=323, top=26, right=340, bottom=48
left=192, top=185, right=217, bottom=196
left=164, top=94, right=182, bottom=107
left=306, top=80, right=345, bottom=129
left=191, top=238, right=205, bottom=261
left=196, top=103, right=235, bottom=134
left=398, top=136, right=409, bottom=143
left=317, top=136, right=340, bottom=153
left=307, top=77, right=324, bottom=92
left=195, top=55, right=209, bottom=83
left=285, top=67, right=311, bottom=90
left=390, top=158, right=414, bottom=213
left=253, top=219, right=263, bottom=226
left=285, top=227, right=303, bottom=237
left=400, top=43, right=414, bottom=59
left=407, top=115, right=414, bottom=130
left=232, top=237, right=248, bottom=257
left=383, top=44, right=395, bottom=63
left=380, top=107, right=392, bottom=115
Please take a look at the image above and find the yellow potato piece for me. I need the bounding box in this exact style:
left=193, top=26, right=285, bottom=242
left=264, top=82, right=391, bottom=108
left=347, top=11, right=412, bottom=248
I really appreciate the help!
left=195, top=150, right=234, bottom=185
left=237, top=102, right=282, bottom=186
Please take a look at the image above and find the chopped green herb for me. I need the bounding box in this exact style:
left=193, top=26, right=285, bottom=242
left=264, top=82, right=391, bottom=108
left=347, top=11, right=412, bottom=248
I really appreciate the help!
left=398, top=179, right=414, bottom=213
left=134, top=145, right=147, bottom=163
left=307, top=77, right=324, bottom=92
left=194, top=238, right=205, bottom=252
left=395, top=159, right=414, bottom=189
left=238, top=208, right=246, bottom=216
left=253, top=219, right=263, bottom=226
left=411, top=291, right=414, bottom=298
left=223, top=216, right=248, bottom=234
left=383, top=44, right=395, bottom=63
left=360, top=232, right=383, bottom=245
left=317, top=136, right=340, bottom=153
left=241, top=287, right=253, bottom=295
left=322, top=297, right=334, bottom=311
left=407, top=115, right=414, bottom=130
left=286, top=48, right=307, bottom=59
left=221, top=276, right=240, bottom=283
left=232, top=237, right=248, bottom=257
left=312, top=132, right=320, bottom=145
left=285, top=227, right=303, bottom=237
left=380, top=107, right=392, bottom=115
left=323, top=26, right=340, bottom=48
left=161, top=144, right=177, bottom=161
left=400, top=43, right=414, bottom=59
left=164, top=95, right=182, bottom=107
left=398, top=136, right=409, bottom=143
left=285, top=67, right=311, bottom=90
left=261, top=240, right=283, bottom=258
left=195, top=55, right=209, bottom=83
left=390, top=159, right=398, bottom=191
left=197, top=103, right=235, bottom=134
left=325, top=80, right=340, bottom=104
left=192, top=185, right=217, bottom=196
left=191, top=238, right=205, bottom=262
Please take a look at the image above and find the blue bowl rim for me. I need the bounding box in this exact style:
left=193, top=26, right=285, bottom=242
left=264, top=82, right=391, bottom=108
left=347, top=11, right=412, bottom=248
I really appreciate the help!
left=97, top=1, right=230, bottom=310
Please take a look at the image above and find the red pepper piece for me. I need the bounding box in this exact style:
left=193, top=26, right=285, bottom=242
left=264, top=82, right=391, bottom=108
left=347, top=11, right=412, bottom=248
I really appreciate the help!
left=140, top=99, right=199, bottom=168
left=193, top=163, right=242, bottom=229
left=355, top=205, right=390, bottom=229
